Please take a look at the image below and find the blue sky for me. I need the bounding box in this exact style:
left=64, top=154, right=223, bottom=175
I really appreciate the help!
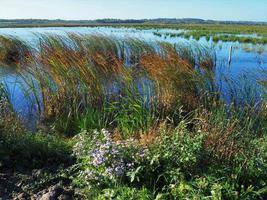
left=0, top=0, right=266, bottom=21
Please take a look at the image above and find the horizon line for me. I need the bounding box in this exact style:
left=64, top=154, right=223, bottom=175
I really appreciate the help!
left=0, top=18, right=267, bottom=23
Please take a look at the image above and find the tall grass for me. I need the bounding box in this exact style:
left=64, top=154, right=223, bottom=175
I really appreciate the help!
left=0, top=82, right=21, bottom=133
left=12, top=34, right=215, bottom=136
left=0, top=34, right=265, bottom=139
left=0, top=36, right=33, bottom=66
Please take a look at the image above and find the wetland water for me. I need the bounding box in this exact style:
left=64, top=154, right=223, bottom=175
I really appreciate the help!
left=0, top=27, right=266, bottom=125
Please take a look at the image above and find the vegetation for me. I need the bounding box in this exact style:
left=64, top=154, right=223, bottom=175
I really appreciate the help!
left=131, top=23, right=267, bottom=37
left=0, top=34, right=266, bottom=199
left=1, top=19, right=267, bottom=44
left=0, top=36, right=32, bottom=65
left=114, top=23, right=267, bottom=44
left=153, top=31, right=267, bottom=44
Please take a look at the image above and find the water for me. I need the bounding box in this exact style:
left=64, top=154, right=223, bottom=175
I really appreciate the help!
left=0, top=27, right=266, bottom=125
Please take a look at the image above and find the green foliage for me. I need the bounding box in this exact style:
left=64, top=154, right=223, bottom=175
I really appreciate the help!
left=71, top=123, right=205, bottom=198
left=106, top=89, right=155, bottom=138
left=147, top=122, right=205, bottom=185
left=71, top=114, right=267, bottom=199
left=0, top=131, right=72, bottom=168
left=233, top=135, right=267, bottom=190
left=78, top=186, right=153, bottom=200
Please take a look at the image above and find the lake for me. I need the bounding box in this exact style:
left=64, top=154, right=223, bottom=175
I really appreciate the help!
left=0, top=27, right=266, bottom=126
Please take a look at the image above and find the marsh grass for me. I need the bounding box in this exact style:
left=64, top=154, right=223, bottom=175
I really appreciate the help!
left=242, top=44, right=266, bottom=53
left=153, top=30, right=267, bottom=44
left=0, top=82, right=22, bottom=133
left=11, top=34, right=216, bottom=137
left=0, top=36, right=33, bottom=66
left=135, top=23, right=267, bottom=43
left=0, top=34, right=265, bottom=138
left=0, top=33, right=265, bottom=152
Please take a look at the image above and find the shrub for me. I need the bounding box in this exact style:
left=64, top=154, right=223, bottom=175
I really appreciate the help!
left=72, top=129, right=147, bottom=190
left=72, top=123, right=206, bottom=198
left=146, top=122, right=205, bottom=189
left=71, top=116, right=267, bottom=199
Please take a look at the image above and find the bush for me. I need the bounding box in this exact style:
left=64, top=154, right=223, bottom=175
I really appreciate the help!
left=72, top=117, right=267, bottom=199
left=72, top=123, right=206, bottom=198
left=145, top=122, right=205, bottom=188
left=72, top=129, right=147, bottom=189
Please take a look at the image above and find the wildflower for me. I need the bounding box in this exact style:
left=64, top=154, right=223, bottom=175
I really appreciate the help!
left=93, top=156, right=104, bottom=166
left=105, top=167, right=113, bottom=176
left=114, top=165, right=125, bottom=177
left=126, top=162, right=134, bottom=168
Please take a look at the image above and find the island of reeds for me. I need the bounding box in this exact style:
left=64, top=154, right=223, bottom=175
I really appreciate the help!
left=0, top=34, right=266, bottom=199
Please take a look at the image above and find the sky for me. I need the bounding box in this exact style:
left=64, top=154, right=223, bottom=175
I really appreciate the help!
left=0, top=0, right=266, bottom=22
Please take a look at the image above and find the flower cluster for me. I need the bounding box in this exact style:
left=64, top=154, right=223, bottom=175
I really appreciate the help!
left=90, top=129, right=128, bottom=178
left=73, top=129, right=147, bottom=184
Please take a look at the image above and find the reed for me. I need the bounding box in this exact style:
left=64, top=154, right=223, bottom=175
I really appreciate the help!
left=1, top=34, right=264, bottom=139
left=153, top=30, right=267, bottom=44
left=0, top=36, right=33, bottom=66
left=16, top=34, right=216, bottom=136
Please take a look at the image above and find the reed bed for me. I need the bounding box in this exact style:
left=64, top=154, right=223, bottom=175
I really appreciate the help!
left=1, top=34, right=212, bottom=136
left=0, top=34, right=264, bottom=138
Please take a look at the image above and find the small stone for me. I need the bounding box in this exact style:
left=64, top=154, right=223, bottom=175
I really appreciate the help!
left=31, top=196, right=37, bottom=200
left=39, top=185, right=64, bottom=200
left=16, top=193, right=30, bottom=200
left=49, top=185, right=64, bottom=195
left=39, top=191, right=57, bottom=200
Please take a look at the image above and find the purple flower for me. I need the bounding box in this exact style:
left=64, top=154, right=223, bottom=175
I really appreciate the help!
left=105, top=167, right=113, bottom=175
left=93, top=156, right=104, bottom=166
left=102, top=142, right=111, bottom=150
left=114, top=166, right=125, bottom=177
